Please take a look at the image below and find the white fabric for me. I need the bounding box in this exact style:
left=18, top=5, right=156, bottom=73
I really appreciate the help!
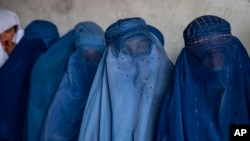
left=12, top=28, right=24, bottom=43
left=0, top=8, right=24, bottom=67
left=0, top=43, right=8, bottom=67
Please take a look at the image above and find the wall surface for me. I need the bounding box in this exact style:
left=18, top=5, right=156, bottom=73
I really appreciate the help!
left=1, top=0, right=250, bottom=63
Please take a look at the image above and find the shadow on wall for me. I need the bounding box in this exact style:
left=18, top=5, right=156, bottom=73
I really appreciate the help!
left=49, top=0, right=74, bottom=14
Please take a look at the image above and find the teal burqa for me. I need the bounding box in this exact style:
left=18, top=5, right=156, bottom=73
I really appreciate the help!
left=41, top=21, right=106, bottom=141
left=26, top=26, right=77, bottom=141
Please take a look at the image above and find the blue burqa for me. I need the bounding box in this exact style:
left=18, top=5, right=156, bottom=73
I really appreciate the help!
left=26, top=26, right=78, bottom=141
left=42, top=21, right=106, bottom=141
left=147, top=25, right=165, bottom=46
left=156, top=15, right=250, bottom=141
left=78, top=17, right=174, bottom=141
left=0, top=20, right=59, bottom=141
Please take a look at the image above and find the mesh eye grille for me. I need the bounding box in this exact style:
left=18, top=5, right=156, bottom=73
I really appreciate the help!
left=120, top=35, right=152, bottom=57
left=190, top=47, right=228, bottom=71
left=83, top=49, right=101, bottom=61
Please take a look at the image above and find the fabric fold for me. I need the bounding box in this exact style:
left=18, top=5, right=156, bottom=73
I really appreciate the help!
left=78, top=17, right=174, bottom=141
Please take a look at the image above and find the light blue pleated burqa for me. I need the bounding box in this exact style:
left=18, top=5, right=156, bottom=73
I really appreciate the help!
left=42, top=21, right=106, bottom=141
left=78, top=17, right=174, bottom=141
left=147, top=24, right=165, bottom=46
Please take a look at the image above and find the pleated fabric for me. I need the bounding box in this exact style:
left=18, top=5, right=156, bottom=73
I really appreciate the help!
left=78, top=17, right=174, bottom=141
left=26, top=28, right=76, bottom=141
left=42, top=21, right=106, bottom=141
left=156, top=15, right=250, bottom=141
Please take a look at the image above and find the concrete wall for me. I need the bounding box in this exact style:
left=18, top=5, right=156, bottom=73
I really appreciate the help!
left=1, top=0, right=250, bottom=63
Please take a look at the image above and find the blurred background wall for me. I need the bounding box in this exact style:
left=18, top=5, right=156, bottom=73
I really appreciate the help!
left=1, top=0, right=249, bottom=63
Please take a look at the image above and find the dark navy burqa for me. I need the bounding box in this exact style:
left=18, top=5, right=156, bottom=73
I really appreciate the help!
left=78, top=17, right=174, bottom=141
left=0, top=20, right=59, bottom=141
left=156, top=15, right=250, bottom=141
left=26, top=27, right=76, bottom=141
left=42, top=21, right=106, bottom=141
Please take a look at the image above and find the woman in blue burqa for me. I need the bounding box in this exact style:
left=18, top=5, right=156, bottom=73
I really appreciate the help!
left=41, top=21, right=106, bottom=141
left=78, top=17, right=174, bottom=141
left=156, top=15, right=250, bottom=141
left=0, top=20, right=59, bottom=141
left=26, top=21, right=101, bottom=141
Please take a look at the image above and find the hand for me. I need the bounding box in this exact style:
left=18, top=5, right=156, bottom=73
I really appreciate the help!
left=3, top=40, right=16, bottom=55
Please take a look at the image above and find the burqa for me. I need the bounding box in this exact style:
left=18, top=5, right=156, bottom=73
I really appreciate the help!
left=26, top=26, right=77, bottom=141
left=0, top=20, right=59, bottom=141
left=78, top=17, right=174, bottom=141
left=147, top=25, right=165, bottom=46
left=42, top=21, right=106, bottom=141
left=156, top=15, right=250, bottom=141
